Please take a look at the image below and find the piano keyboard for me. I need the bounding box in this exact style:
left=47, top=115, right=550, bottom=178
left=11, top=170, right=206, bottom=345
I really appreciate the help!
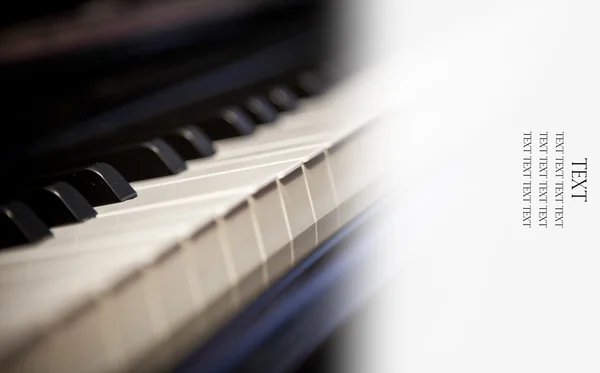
left=0, top=68, right=394, bottom=373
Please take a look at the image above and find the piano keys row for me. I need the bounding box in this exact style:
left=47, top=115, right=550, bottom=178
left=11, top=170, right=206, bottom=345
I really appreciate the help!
left=0, top=71, right=325, bottom=250
left=0, top=72, right=390, bottom=373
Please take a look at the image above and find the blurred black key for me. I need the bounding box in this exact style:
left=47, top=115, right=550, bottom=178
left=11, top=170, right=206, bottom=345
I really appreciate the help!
left=244, top=96, right=278, bottom=124
left=22, top=182, right=97, bottom=227
left=162, top=125, right=215, bottom=160
left=46, top=163, right=137, bottom=206
left=198, top=107, right=255, bottom=140
left=100, top=139, right=186, bottom=182
left=295, top=71, right=325, bottom=97
left=0, top=201, right=52, bottom=249
left=268, top=86, right=299, bottom=112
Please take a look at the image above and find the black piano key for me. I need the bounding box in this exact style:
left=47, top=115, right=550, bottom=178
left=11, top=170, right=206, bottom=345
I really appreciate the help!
left=162, top=125, right=216, bottom=160
left=49, top=163, right=137, bottom=206
left=198, top=107, right=255, bottom=140
left=244, top=96, right=278, bottom=124
left=100, top=139, right=187, bottom=182
left=3, top=163, right=135, bottom=207
left=295, top=71, right=325, bottom=97
left=0, top=201, right=52, bottom=249
left=22, top=182, right=97, bottom=227
left=268, top=86, right=299, bottom=112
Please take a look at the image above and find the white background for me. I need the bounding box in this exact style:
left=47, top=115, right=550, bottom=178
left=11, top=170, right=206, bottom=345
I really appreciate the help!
left=346, top=1, right=600, bottom=372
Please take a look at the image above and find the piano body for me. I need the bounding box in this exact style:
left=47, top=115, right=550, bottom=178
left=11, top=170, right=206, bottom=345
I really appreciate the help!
left=0, top=1, right=396, bottom=371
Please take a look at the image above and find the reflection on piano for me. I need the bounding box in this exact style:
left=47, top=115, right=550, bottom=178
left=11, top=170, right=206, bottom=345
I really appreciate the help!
left=0, top=0, right=394, bottom=372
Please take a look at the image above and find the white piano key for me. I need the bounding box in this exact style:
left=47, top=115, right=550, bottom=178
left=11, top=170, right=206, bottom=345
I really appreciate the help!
left=8, top=323, right=65, bottom=373
left=278, top=166, right=317, bottom=262
left=218, top=200, right=267, bottom=306
left=0, top=278, right=123, bottom=372
left=0, top=247, right=149, bottom=287
left=9, top=300, right=112, bottom=373
left=180, top=222, right=238, bottom=335
left=145, top=245, right=198, bottom=336
left=104, top=269, right=163, bottom=368
left=328, top=122, right=388, bottom=225
left=303, top=151, right=340, bottom=243
left=182, top=222, right=234, bottom=310
left=249, top=181, right=294, bottom=281
left=151, top=225, right=238, bottom=370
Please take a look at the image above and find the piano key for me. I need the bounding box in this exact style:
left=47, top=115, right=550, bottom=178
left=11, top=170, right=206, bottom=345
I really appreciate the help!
left=244, top=96, right=278, bottom=124
left=267, top=86, right=299, bottom=112
left=104, top=260, right=172, bottom=367
left=303, top=151, right=340, bottom=244
left=249, top=182, right=293, bottom=281
left=162, top=125, right=216, bottom=160
left=39, top=163, right=137, bottom=207
left=294, top=70, right=325, bottom=97
left=197, top=107, right=255, bottom=140
left=327, top=123, right=388, bottom=225
left=20, top=182, right=97, bottom=227
left=217, top=200, right=267, bottom=304
left=278, top=166, right=317, bottom=262
left=99, top=139, right=187, bottom=182
left=176, top=224, right=239, bottom=351
left=0, top=202, right=52, bottom=249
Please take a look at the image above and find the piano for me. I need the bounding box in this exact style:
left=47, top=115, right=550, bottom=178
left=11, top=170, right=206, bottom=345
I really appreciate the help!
left=0, top=0, right=396, bottom=371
